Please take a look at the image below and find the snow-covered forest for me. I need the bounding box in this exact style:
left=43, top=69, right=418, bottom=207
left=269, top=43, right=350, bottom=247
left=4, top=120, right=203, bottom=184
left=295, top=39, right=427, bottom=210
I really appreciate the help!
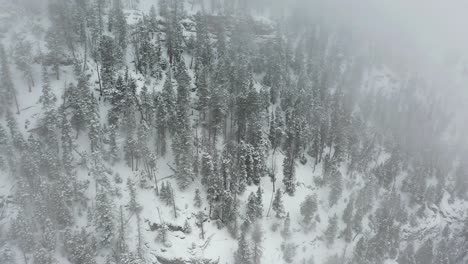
left=1, top=0, right=468, bottom=263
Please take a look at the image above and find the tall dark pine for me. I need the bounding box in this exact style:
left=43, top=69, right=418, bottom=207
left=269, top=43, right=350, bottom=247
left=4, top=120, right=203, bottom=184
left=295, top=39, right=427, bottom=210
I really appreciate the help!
left=0, top=44, right=20, bottom=115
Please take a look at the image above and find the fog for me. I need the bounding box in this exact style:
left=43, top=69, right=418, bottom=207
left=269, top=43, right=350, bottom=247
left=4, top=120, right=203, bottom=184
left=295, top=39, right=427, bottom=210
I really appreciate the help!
left=271, top=0, right=468, bottom=147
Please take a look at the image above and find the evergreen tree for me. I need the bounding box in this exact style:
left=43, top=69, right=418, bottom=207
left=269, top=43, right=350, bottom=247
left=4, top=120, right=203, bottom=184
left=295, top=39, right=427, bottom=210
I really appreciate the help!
left=98, top=36, right=117, bottom=97
left=234, top=228, right=252, bottom=264
left=110, top=0, right=127, bottom=52
left=255, top=186, right=263, bottom=218
left=282, top=147, right=296, bottom=195
left=63, top=228, right=97, bottom=264
left=328, top=168, right=343, bottom=206
left=397, top=243, right=416, bottom=264
left=300, top=194, right=317, bottom=229
left=42, top=218, right=56, bottom=251
left=44, top=26, right=65, bottom=80
left=61, top=113, right=75, bottom=175
left=10, top=209, right=34, bottom=254
left=272, top=189, right=285, bottom=218
left=281, top=212, right=291, bottom=238
left=324, top=214, right=338, bottom=246
left=415, top=239, right=433, bottom=264
left=342, top=197, right=354, bottom=242
left=194, top=188, right=202, bottom=208
left=246, top=192, right=259, bottom=225
left=0, top=44, right=19, bottom=115
left=95, top=191, right=115, bottom=247
left=251, top=223, right=263, bottom=264
left=0, top=246, right=16, bottom=264
left=351, top=237, right=368, bottom=264
left=282, top=242, right=296, bottom=263
left=33, top=247, right=56, bottom=264
left=12, top=35, right=35, bottom=92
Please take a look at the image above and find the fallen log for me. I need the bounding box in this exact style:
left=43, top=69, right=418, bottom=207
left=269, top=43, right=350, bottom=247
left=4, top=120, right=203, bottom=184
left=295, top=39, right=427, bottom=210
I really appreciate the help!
left=156, top=255, right=219, bottom=264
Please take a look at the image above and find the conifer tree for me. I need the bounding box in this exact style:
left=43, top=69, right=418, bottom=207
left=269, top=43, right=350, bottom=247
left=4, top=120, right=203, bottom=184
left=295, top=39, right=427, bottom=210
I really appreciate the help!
left=110, top=0, right=127, bottom=52
left=0, top=44, right=19, bottom=115
left=324, top=214, right=338, bottom=246
left=44, top=26, right=65, bottom=80
left=282, top=147, right=296, bottom=195
left=272, top=189, right=285, bottom=218
left=328, top=168, right=343, bottom=206
left=251, top=223, right=264, bottom=264
left=33, top=247, right=56, bottom=264
left=95, top=191, right=115, bottom=247
left=12, top=35, right=34, bottom=92
left=195, top=210, right=208, bottom=239
left=11, top=209, right=34, bottom=254
left=255, top=186, right=263, bottom=218
left=0, top=246, right=16, bottom=264
left=235, top=228, right=252, bottom=264
left=342, top=197, right=354, bottom=242
left=246, top=192, right=258, bottom=225
left=194, top=188, right=203, bottom=208
left=98, top=36, right=117, bottom=97
left=281, top=212, right=291, bottom=238
left=300, top=194, right=317, bottom=229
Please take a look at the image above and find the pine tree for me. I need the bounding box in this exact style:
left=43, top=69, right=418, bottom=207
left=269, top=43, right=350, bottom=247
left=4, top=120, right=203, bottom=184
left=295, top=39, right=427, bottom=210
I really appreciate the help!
left=342, top=197, right=354, bottom=242
left=98, top=36, right=117, bottom=97
left=184, top=219, right=192, bottom=234
left=328, top=168, right=343, bottom=206
left=44, top=26, right=65, bottom=80
left=194, top=188, right=202, bottom=208
left=110, top=0, right=127, bottom=52
left=195, top=211, right=208, bottom=239
left=63, top=228, right=97, bottom=264
left=234, top=228, right=252, bottom=264
left=158, top=0, right=169, bottom=17
left=246, top=192, right=258, bottom=225
left=61, top=113, right=75, bottom=175
left=10, top=209, right=34, bottom=254
left=12, top=35, right=34, bottom=92
left=397, top=243, right=416, bottom=264
left=42, top=218, right=56, bottom=251
left=282, top=242, right=296, bottom=263
left=201, top=151, right=214, bottom=185
left=33, top=247, right=56, bottom=264
left=0, top=246, right=16, bottom=264
left=300, top=194, right=317, bottom=229
left=251, top=223, right=263, bottom=264
left=0, top=44, right=19, bottom=115
left=6, top=111, right=25, bottom=150
left=95, top=191, right=115, bottom=247
left=127, top=179, right=142, bottom=214
left=282, top=147, right=296, bottom=195
left=255, top=186, right=263, bottom=218
left=160, top=182, right=172, bottom=205
left=108, top=124, right=120, bottom=163
left=351, top=237, right=368, bottom=264
left=415, top=239, right=433, bottom=264
left=281, top=212, right=291, bottom=238
left=324, top=214, right=338, bottom=246
left=272, top=189, right=285, bottom=218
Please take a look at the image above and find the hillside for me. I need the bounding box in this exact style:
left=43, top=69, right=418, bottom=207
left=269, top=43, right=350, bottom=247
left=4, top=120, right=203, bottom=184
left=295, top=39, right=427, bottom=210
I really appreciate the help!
left=1, top=1, right=468, bottom=264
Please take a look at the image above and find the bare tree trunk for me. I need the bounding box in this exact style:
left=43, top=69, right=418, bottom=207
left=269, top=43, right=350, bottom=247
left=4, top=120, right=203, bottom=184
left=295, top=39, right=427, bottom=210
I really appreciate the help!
left=83, top=35, right=88, bottom=73
left=171, top=186, right=177, bottom=218
left=13, top=92, right=20, bottom=114
left=136, top=212, right=142, bottom=258
left=96, top=62, right=103, bottom=96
